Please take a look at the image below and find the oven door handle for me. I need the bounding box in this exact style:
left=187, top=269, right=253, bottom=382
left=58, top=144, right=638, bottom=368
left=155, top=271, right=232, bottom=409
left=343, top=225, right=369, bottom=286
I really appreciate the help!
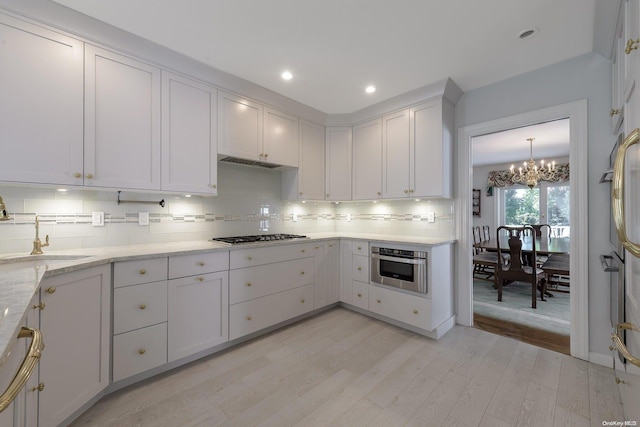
left=599, top=254, right=619, bottom=272
left=371, top=253, right=426, bottom=265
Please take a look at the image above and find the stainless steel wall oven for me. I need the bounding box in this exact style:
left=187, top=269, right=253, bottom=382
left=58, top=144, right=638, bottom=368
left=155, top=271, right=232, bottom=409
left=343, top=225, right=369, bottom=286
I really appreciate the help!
left=370, top=246, right=427, bottom=294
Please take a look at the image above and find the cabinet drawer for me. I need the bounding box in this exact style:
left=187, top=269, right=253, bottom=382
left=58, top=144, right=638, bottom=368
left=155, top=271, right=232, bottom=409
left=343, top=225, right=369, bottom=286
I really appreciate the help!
left=368, top=285, right=432, bottom=330
left=229, top=284, right=313, bottom=340
left=114, top=258, right=167, bottom=288
left=169, top=251, right=229, bottom=279
left=352, top=281, right=369, bottom=310
left=229, top=257, right=314, bottom=304
left=230, top=242, right=314, bottom=269
left=113, top=281, right=168, bottom=335
left=352, top=255, right=369, bottom=283
left=352, top=242, right=369, bottom=256
left=112, top=323, right=167, bottom=382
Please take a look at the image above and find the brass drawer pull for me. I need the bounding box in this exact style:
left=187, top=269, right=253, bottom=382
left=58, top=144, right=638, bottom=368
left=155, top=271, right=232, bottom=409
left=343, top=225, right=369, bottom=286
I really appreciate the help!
left=377, top=299, right=381, bottom=304
left=247, top=282, right=252, bottom=287
left=197, top=261, right=205, bottom=266
left=0, top=327, right=44, bottom=412
left=86, top=173, right=94, bottom=179
left=33, top=302, right=45, bottom=311
left=139, top=304, right=147, bottom=310
left=413, top=309, right=418, bottom=315
left=139, top=269, right=147, bottom=275
left=30, top=382, right=45, bottom=392
left=301, top=249, right=305, bottom=253
left=74, top=172, right=82, bottom=178
left=357, top=293, right=362, bottom=298
left=357, top=246, right=362, bottom=250
left=247, top=256, right=253, bottom=260
left=301, top=299, right=305, bottom=304
left=138, top=349, right=146, bottom=355
left=197, top=276, right=205, bottom=282
left=247, top=316, right=252, bottom=321
left=612, top=323, right=640, bottom=368
left=46, top=287, right=56, bottom=294
left=300, top=271, right=305, bottom=275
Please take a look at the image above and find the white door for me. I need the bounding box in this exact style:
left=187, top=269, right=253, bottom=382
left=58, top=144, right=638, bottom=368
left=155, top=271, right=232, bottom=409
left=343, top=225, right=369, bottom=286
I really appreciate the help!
left=161, top=71, right=217, bottom=194
left=382, top=109, right=410, bottom=198
left=0, top=15, right=84, bottom=186
left=325, top=127, right=352, bottom=201
left=352, top=119, right=382, bottom=200
left=84, top=45, right=161, bottom=190
left=168, top=272, right=229, bottom=362
left=217, top=91, right=263, bottom=161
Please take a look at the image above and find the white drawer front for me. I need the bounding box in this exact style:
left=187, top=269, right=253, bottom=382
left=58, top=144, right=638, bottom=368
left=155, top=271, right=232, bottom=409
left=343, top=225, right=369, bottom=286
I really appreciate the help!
left=368, top=285, right=432, bottom=330
left=229, top=284, right=313, bottom=340
left=114, top=257, right=168, bottom=288
left=169, top=251, right=229, bottom=279
left=112, top=323, right=167, bottom=382
left=229, top=257, right=314, bottom=304
left=352, top=255, right=369, bottom=283
left=352, top=281, right=369, bottom=310
left=113, top=281, right=168, bottom=335
left=352, top=241, right=369, bottom=256
left=230, top=242, right=314, bottom=269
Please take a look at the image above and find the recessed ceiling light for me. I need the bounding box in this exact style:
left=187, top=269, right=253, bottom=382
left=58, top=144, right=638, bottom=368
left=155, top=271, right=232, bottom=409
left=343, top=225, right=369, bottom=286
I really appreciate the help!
left=365, top=85, right=376, bottom=94
left=57, top=188, right=68, bottom=193
left=517, top=27, right=539, bottom=39
left=281, top=70, right=293, bottom=81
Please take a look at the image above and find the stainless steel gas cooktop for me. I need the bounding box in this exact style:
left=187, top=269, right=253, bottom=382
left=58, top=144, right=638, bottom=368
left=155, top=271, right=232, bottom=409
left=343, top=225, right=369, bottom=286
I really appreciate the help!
left=211, top=234, right=307, bottom=244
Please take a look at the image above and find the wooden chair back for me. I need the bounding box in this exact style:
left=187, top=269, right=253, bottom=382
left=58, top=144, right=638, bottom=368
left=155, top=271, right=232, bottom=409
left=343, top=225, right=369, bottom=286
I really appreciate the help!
left=482, top=225, right=491, bottom=242
left=472, top=226, right=483, bottom=255
left=525, top=224, right=551, bottom=238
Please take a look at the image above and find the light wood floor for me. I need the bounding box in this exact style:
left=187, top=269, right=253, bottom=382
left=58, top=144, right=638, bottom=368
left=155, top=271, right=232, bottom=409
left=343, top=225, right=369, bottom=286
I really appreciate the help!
left=71, top=308, right=624, bottom=427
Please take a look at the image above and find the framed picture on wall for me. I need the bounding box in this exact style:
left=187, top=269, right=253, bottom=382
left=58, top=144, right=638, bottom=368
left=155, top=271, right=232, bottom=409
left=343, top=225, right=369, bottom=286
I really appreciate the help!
left=472, top=189, right=481, bottom=216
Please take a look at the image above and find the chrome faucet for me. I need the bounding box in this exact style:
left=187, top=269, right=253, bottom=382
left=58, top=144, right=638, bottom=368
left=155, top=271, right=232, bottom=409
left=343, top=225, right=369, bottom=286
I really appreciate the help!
left=31, top=215, right=50, bottom=255
left=0, top=196, right=10, bottom=221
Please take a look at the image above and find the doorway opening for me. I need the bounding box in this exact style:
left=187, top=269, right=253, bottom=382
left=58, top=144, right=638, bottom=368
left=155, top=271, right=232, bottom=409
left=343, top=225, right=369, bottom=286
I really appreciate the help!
left=457, top=100, right=589, bottom=360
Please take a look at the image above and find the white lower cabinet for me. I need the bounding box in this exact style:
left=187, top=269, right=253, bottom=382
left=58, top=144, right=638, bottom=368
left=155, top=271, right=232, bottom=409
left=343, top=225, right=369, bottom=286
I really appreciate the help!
left=113, top=323, right=167, bottom=382
left=229, top=284, right=314, bottom=340
left=38, top=265, right=111, bottom=427
left=167, top=271, right=228, bottom=362
left=352, top=281, right=369, bottom=310
left=313, top=241, right=340, bottom=309
left=368, top=285, right=431, bottom=330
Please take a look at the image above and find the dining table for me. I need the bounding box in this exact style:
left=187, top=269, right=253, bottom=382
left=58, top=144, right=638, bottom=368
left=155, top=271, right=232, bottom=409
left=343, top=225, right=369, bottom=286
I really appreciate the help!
left=474, top=235, right=570, bottom=255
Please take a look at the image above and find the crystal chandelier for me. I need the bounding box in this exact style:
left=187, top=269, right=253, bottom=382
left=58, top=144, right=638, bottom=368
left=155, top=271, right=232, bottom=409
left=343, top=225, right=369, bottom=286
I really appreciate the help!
left=510, top=137, right=556, bottom=189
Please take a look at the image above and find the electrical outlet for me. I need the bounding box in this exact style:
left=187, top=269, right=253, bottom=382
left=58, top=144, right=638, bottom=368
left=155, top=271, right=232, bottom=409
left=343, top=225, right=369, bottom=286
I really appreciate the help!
left=91, top=212, right=104, bottom=227
left=346, top=213, right=352, bottom=222
left=427, top=212, right=435, bottom=223
left=292, top=212, right=298, bottom=222
left=139, top=212, right=149, bottom=226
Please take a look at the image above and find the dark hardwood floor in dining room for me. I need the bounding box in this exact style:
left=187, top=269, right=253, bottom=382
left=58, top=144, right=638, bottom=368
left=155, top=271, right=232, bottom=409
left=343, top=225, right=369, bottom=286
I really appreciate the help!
left=473, top=312, right=570, bottom=355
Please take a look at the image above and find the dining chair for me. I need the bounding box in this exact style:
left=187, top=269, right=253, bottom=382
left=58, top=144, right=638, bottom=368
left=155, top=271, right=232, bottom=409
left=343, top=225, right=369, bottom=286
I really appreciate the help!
left=473, top=226, right=499, bottom=283
left=482, top=225, right=491, bottom=243
left=525, top=224, right=552, bottom=238
left=496, top=225, right=547, bottom=309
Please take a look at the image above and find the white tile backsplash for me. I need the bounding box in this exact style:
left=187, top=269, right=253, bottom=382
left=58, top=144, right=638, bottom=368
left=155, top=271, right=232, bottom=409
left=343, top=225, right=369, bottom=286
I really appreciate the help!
left=0, top=164, right=455, bottom=254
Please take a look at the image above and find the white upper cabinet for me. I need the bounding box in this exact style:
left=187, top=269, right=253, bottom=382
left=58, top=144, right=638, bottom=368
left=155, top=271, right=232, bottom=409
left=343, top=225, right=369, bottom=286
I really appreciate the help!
left=282, top=120, right=325, bottom=200
left=382, top=109, right=411, bottom=198
left=264, top=107, right=299, bottom=167
left=161, top=71, right=217, bottom=195
left=325, top=127, right=352, bottom=201
left=352, top=119, right=382, bottom=200
left=84, top=45, right=161, bottom=190
left=411, top=98, right=453, bottom=198
left=217, top=91, right=263, bottom=161
left=0, top=14, right=84, bottom=186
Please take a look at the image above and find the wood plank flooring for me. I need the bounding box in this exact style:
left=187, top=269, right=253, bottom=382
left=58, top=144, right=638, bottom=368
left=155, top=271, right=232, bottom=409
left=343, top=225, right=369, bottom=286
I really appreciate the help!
left=473, top=313, right=571, bottom=355
left=70, top=308, right=623, bottom=427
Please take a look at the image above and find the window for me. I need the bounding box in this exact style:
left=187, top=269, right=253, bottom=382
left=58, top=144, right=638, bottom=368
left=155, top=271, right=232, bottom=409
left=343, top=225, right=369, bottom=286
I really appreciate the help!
left=502, top=184, right=570, bottom=236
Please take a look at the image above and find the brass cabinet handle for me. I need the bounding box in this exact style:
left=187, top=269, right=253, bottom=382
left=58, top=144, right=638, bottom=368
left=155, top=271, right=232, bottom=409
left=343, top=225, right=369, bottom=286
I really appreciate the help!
left=32, top=302, right=45, bottom=311
left=300, top=271, right=305, bottom=275
left=409, top=189, right=414, bottom=193
left=413, top=309, right=418, bottom=315
left=377, top=299, right=381, bottom=303
left=246, top=282, right=252, bottom=287
left=30, top=382, right=45, bottom=392
left=73, top=172, right=82, bottom=178
left=615, top=377, right=625, bottom=384
left=0, top=327, right=44, bottom=413
left=357, top=246, right=362, bottom=250
left=86, top=173, right=94, bottom=179
left=139, top=304, right=146, bottom=310
left=139, top=269, right=147, bottom=275
left=299, top=192, right=303, bottom=196
left=377, top=192, right=381, bottom=196
left=357, top=293, right=362, bottom=298
left=613, top=129, right=640, bottom=257
left=326, top=193, right=330, bottom=197
left=247, top=316, right=252, bottom=321
left=210, top=184, right=217, bottom=189
left=626, top=38, right=640, bottom=54
left=301, top=249, right=305, bottom=253
left=357, top=266, right=362, bottom=271
left=247, top=256, right=253, bottom=260
left=301, top=299, right=305, bottom=304
left=315, top=246, right=320, bottom=249
left=264, top=153, right=268, bottom=158
left=46, top=287, right=56, bottom=294
left=609, top=345, right=615, bottom=351
left=197, top=261, right=205, bottom=266
left=612, top=323, right=640, bottom=368
left=138, top=349, right=146, bottom=355
left=610, top=108, right=621, bottom=117
left=329, top=244, right=334, bottom=248
left=197, top=276, right=205, bottom=282
left=404, top=190, right=409, bottom=194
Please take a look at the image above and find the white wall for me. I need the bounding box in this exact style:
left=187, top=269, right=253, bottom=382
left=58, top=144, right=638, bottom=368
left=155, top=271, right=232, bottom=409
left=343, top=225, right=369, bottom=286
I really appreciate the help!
left=456, top=52, right=613, bottom=359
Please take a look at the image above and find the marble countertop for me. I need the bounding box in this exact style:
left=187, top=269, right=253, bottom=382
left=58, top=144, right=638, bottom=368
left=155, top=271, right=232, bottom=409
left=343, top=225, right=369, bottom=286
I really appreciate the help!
left=0, top=234, right=455, bottom=367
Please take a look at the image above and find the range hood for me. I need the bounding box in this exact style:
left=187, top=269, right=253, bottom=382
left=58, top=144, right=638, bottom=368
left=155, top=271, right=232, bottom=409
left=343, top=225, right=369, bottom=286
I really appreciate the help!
left=218, top=156, right=281, bottom=169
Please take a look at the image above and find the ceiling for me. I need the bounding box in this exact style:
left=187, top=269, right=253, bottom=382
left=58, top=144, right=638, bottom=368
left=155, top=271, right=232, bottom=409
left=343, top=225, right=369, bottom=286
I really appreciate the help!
left=49, top=0, right=604, bottom=115
left=471, top=119, right=570, bottom=167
